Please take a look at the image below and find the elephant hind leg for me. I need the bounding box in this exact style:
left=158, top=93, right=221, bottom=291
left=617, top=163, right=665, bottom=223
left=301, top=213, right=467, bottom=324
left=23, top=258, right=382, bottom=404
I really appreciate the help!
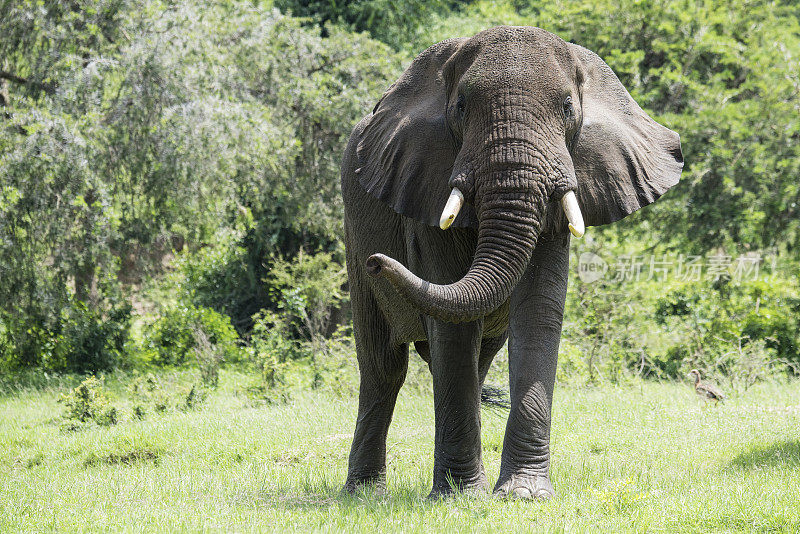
left=344, top=288, right=409, bottom=494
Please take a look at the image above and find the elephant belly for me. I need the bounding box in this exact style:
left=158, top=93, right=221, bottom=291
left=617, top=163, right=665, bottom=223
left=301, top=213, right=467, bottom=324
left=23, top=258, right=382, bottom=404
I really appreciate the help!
left=370, top=273, right=510, bottom=345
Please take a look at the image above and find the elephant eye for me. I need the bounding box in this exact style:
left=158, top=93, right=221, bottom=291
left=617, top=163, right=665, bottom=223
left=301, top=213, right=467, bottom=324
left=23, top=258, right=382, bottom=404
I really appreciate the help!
left=456, top=94, right=466, bottom=119
left=562, top=96, right=574, bottom=119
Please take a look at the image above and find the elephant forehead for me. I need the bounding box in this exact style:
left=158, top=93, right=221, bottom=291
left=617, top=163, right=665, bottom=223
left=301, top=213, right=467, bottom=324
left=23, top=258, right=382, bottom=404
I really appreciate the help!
left=468, top=27, right=571, bottom=65
left=460, top=62, right=568, bottom=100
left=471, top=25, right=562, bottom=50
left=459, top=51, right=572, bottom=95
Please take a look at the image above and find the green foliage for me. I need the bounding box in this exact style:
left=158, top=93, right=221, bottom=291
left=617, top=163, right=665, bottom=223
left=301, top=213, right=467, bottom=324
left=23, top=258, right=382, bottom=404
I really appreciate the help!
left=316, top=324, right=360, bottom=397
left=193, top=328, right=225, bottom=389
left=127, top=372, right=207, bottom=414
left=275, top=0, right=461, bottom=49
left=245, top=310, right=296, bottom=403
left=128, top=373, right=171, bottom=414
left=58, top=301, right=133, bottom=373
left=245, top=310, right=357, bottom=402
left=268, top=250, right=348, bottom=388
left=0, top=299, right=132, bottom=374
left=268, top=250, right=348, bottom=338
left=562, top=241, right=799, bottom=385
left=172, top=240, right=262, bottom=333
left=143, top=304, right=241, bottom=367
left=183, top=384, right=206, bottom=410
left=654, top=277, right=800, bottom=386
left=2, top=0, right=798, bottom=387
left=58, top=376, right=118, bottom=431
left=0, top=0, right=400, bottom=371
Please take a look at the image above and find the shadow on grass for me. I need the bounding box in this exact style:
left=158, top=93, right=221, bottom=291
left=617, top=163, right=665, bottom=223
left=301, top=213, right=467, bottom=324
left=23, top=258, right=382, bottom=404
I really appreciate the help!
left=729, top=440, right=800, bottom=470
left=236, top=481, right=516, bottom=512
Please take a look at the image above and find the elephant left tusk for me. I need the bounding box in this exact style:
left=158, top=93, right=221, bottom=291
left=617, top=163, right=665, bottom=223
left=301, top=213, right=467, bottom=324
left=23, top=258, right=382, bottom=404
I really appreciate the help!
left=439, top=188, right=464, bottom=230
left=561, top=191, right=585, bottom=238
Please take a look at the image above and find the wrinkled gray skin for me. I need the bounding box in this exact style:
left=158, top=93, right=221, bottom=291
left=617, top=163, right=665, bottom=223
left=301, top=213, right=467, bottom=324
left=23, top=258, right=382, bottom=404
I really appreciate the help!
left=341, top=26, right=683, bottom=499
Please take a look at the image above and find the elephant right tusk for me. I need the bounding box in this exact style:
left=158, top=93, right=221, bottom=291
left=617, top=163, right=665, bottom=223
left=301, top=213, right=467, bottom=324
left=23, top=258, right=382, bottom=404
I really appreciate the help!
left=439, top=188, right=465, bottom=230
left=561, top=191, right=585, bottom=238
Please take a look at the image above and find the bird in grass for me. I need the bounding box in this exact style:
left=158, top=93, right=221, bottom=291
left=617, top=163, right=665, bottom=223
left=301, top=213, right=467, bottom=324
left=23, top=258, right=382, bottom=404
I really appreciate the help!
left=688, top=369, right=725, bottom=405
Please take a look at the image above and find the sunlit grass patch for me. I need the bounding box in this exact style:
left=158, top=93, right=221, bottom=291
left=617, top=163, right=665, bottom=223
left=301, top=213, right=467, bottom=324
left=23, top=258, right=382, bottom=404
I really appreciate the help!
left=1, top=369, right=799, bottom=532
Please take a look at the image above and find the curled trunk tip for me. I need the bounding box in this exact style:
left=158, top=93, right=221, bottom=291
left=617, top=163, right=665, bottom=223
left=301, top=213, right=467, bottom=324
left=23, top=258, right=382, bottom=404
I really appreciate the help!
left=366, top=254, right=386, bottom=277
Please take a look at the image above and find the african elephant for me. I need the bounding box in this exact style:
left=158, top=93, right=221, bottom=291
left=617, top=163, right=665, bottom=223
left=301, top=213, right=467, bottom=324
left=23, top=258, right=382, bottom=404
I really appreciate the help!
left=341, top=26, right=682, bottom=499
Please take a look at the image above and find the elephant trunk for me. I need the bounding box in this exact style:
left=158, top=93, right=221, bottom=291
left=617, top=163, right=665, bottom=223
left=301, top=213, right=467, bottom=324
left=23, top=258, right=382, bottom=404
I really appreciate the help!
left=366, top=180, right=545, bottom=323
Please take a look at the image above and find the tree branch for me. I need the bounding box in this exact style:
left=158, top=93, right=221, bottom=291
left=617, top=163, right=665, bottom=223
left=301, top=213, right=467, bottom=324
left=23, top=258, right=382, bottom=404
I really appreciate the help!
left=0, top=70, right=56, bottom=94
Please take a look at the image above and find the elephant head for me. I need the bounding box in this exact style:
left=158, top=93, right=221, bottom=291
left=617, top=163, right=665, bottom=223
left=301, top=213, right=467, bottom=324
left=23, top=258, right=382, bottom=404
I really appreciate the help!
left=358, top=27, right=682, bottom=323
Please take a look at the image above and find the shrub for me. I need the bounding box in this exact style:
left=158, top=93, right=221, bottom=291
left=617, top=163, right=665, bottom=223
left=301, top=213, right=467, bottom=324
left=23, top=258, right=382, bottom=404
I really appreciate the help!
left=0, top=299, right=132, bottom=374
left=128, top=373, right=171, bottom=413
left=267, top=250, right=348, bottom=388
left=245, top=310, right=295, bottom=403
left=132, top=404, right=147, bottom=420
left=173, top=241, right=267, bottom=334
left=562, top=244, right=799, bottom=384
left=183, top=384, right=206, bottom=410
left=193, top=327, right=224, bottom=388
left=57, top=300, right=133, bottom=373
left=144, top=304, right=242, bottom=366
left=655, top=277, right=800, bottom=380
left=245, top=315, right=358, bottom=402
left=58, top=376, right=119, bottom=431
left=316, top=324, right=359, bottom=397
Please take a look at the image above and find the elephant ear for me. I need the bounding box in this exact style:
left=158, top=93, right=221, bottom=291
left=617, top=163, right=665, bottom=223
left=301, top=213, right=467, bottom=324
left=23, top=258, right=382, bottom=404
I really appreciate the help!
left=356, top=38, right=478, bottom=229
left=570, top=44, right=683, bottom=226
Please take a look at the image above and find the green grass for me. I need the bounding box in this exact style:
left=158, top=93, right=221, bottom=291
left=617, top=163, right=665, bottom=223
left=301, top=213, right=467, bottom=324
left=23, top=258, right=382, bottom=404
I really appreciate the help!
left=2, top=368, right=799, bottom=533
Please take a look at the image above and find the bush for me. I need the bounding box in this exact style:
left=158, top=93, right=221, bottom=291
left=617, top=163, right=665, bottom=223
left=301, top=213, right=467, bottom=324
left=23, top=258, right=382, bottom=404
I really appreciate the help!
left=58, top=300, right=133, bottom=373
left=244, top=310, right=296, bottom=403
left=267, top=250, right=348, bottom=388
left=655, top=277, right=800, bottom=377
left=173, top=241, right=267, bottom=334
left=245, top=312, right=358, bottom=403
left=562, top=243, right=799, bottom=384
left=58, top=376, right=119, bottom=431
left=0, top=299, right=132, bottom=374
left=143, top=304, right=242, bottom=366
left=127, top=372, right=206, bottom=414
left=128, top=373, right=170, bottom=416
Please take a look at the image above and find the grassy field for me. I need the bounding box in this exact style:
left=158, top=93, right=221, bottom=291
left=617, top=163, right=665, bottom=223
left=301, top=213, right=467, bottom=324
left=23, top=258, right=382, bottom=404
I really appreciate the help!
left=1, top=368, right=799, bottom=533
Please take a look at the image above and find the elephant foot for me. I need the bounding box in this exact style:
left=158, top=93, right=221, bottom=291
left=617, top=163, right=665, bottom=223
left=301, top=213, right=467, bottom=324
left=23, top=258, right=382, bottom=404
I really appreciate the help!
left=427, top=480, right=489, bottom=500
left=493, top=473, right=554, bottom=500
left=428, top=465, right=489, bottom=499
left=342, top=474, right=387, bottom=496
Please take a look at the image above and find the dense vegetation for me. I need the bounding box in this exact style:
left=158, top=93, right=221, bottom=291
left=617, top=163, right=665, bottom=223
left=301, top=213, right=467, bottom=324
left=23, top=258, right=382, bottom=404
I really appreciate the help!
left=1, top=0, right=798, bottom=391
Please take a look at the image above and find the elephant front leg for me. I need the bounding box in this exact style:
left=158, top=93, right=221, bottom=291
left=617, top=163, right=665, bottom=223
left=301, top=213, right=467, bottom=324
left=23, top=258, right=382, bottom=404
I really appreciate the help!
left=427, top=317, right=487, bottom=497
left=494, top=235, right=569, bottom=500
left=344, top=281, right=409, bottom=494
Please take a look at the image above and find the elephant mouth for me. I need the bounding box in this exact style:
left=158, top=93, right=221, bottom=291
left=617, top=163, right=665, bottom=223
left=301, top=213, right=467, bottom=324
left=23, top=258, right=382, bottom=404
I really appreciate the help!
left=439, top=187, right=585, bottom=238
